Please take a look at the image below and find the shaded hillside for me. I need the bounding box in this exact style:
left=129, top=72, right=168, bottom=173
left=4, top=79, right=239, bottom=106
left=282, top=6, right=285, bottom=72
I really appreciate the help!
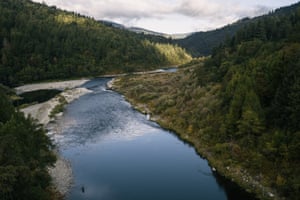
left=176, top=2, right=300, bottom=57
left=114, top=2, right=300, bottom=199
left=175, top=18, right=250, bottom=56
left=0, top=0, right=191, bottom=86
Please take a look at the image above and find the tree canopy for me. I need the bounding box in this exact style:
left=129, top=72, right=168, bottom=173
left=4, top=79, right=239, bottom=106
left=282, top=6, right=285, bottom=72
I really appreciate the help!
left=0, top=88, right=56, bottom=200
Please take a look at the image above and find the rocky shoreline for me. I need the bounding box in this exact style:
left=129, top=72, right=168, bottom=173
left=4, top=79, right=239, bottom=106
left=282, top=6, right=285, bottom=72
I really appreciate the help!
left=16, top=79, right=91, bottom=197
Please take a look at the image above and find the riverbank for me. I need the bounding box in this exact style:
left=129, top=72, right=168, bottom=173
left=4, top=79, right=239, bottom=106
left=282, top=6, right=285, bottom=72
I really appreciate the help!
left=21, top=87, right=91, bottom=125
left=111, top=69, right=281, bottom=200
left=17, top=79, right=91, bottom=197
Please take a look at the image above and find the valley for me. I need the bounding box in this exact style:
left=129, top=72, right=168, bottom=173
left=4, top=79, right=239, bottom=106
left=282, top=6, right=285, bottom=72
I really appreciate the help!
left=0, top=0, right=299, bottom=200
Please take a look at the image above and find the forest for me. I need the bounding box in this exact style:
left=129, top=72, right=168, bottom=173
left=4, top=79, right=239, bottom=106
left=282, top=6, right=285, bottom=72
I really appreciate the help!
left=114, top=3, right=300, bottom=199
left=0, top=85, right=57, bottom=199
left=0, top=0, right=191, bottom=87
left=197, top=4, right=300, bottom=198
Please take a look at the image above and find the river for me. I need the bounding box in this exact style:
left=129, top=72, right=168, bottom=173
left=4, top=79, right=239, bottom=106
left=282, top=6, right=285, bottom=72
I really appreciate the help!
left=52, top=78, right=255, bottom=200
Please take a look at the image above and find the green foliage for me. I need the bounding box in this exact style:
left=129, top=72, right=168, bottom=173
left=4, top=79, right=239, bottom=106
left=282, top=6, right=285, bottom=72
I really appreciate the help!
left=0, top=89, right=56, bottom=199
left=114, top=65, right=222, bottom=144
left=49, top=95, right=67, bottom=118
left=0, top=0, right=191, bottom=86
left=151, top=42, right=192, bottom=65
left=0, top=87, right=14, bottom=123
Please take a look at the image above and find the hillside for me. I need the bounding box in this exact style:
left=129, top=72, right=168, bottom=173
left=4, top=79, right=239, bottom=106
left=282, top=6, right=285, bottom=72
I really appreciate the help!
left=176, top=2, right=300, bottom=57
left=194, top=4, right=300, bottom=197
left=113, top=3, right=300, bottom=200
left=175, top=18, right=250, bottom=56
left=0, top=0, right=191, bottom=86
left=99, top=20, right=191, bottom=39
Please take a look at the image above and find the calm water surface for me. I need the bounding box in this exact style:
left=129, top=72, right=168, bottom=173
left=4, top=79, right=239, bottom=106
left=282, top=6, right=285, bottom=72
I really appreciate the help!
left=54, top=78, right=255, bottom=200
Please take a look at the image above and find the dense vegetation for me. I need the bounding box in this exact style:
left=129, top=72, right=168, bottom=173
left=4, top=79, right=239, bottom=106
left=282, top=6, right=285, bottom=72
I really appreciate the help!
left=0, top=86, right=57, bottom=200
left=197, top=4, right=300, bottom=198
left=0, top=0, right=191, bottom=87
left=114, top=3, right=300, bottom=199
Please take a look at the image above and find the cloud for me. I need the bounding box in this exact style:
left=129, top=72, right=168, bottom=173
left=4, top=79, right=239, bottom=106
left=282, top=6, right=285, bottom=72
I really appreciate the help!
left=33, top=0, right=273, bottom=33
left=38, top=0, right=270, bottom=21
left=176, top=0, right=221, bottom=17
left=37, top=0, right=175, bottom=20
left=172, top=0, right=271, bottom=31
left=175, top=0, right=270, bottom=19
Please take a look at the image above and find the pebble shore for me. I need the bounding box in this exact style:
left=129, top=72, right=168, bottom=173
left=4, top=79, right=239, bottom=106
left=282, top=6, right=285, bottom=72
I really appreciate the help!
left=17, top=79, right=91, bottom=196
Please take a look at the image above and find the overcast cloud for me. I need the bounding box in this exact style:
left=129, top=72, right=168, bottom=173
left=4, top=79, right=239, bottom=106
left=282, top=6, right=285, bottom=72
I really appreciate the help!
left=33, top=0, right=299, bottom=33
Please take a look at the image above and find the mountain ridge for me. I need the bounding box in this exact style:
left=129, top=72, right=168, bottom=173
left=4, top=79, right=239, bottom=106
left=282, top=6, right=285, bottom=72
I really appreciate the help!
left=99, top=20, right=192, bottom=39
left=176, top=1, right=300, bottom=56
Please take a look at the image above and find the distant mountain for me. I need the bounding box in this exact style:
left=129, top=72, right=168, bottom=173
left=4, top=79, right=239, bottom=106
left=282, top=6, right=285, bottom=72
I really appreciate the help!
left=98, top=20, right=126, bottom=29
left=176, top=2, right=300, bottom=57
left=128, top=27, right=191, bottom=39
left=175, top=18, right=251, bottom=57
left=170, top=33, right=193, bottom=40
left=99, top=20, right=191, bottom=39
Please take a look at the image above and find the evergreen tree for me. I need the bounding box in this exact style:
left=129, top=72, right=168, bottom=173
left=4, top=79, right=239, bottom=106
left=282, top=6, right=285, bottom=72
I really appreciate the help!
left=0, top=90, right=56, bottom=199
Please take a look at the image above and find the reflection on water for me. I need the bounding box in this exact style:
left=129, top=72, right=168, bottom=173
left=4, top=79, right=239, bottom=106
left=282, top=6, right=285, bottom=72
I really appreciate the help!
left=13, top=89, right=61, bottom=106
left=54, top=78, right=255, bottom=200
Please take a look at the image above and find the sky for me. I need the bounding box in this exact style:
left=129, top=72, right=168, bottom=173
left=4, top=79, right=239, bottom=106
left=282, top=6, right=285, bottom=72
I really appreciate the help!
left=32, top=0, right=299, bottom=34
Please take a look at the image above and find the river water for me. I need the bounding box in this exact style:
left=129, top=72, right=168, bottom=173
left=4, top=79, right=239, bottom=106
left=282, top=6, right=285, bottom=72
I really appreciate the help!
left=53, top=78, right=255, bottom=200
